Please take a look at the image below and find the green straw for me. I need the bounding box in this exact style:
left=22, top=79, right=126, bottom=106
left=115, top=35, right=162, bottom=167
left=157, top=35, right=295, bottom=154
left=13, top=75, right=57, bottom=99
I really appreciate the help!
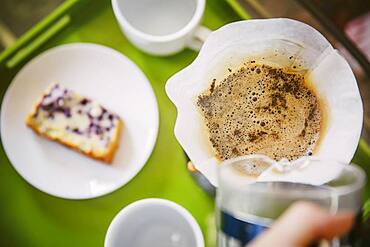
left=6, top=15, right=71, bottom=68
left=226, top=0, right=251, bottom=20
left=364, top=199, right=370, bottom=221
left=0, top=0, right=79, bottom=64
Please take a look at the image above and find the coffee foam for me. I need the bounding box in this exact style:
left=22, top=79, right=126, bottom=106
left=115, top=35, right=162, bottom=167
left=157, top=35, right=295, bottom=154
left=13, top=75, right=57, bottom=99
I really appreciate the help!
left=197, top=63, right=321, bottom=165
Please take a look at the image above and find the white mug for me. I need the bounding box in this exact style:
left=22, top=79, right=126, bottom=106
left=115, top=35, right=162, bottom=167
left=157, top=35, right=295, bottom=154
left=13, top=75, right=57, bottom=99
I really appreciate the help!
left=104, top=198, right=204, bottom=247
left=111, top=0, right=211, bottom=56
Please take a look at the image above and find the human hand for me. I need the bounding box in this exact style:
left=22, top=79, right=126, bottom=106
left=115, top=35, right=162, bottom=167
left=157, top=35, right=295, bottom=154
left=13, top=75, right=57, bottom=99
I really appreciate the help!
left=248, top=201, right=354, bottom=247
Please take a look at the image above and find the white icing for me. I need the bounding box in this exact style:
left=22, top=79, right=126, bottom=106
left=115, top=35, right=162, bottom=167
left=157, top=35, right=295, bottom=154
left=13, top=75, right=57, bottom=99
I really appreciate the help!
left=90, top=103, right=102, bottom=117
left=31, top=84, right=120, bottom=154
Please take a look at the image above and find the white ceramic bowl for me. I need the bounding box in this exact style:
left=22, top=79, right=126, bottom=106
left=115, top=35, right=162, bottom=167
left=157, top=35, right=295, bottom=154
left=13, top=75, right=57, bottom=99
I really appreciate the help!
left=111, top=0, right=208, bottom=55
left=105, top=198, right=204, bottom=247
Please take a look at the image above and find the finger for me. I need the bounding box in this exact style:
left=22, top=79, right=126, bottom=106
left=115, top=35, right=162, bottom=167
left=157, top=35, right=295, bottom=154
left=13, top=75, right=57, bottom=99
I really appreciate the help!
left=248, top=201, right=354, bottom=247
left=272, top=202, right=354, bottom=245
left=314, top=211, right=354, bottom=240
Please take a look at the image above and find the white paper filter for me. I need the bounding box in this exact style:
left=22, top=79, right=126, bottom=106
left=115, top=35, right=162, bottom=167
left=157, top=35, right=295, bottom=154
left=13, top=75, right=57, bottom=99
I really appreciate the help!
left=166, top=19, right=363, bottom=186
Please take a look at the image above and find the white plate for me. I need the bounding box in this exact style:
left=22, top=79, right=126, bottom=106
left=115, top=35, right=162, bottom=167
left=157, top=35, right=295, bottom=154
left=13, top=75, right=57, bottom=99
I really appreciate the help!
left=0, top=43, right=159, bottom=199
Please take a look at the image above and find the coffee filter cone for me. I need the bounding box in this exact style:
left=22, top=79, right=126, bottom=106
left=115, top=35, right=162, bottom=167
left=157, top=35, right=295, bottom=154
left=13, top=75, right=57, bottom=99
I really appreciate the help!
left=166, top=18, right=363, bottom=186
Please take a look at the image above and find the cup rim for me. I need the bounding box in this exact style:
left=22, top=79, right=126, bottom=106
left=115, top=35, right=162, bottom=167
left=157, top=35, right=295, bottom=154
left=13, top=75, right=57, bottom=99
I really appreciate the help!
left=218, top=156, right=366, bottom=198
left=104, top=198, right=205, bottom=247
left=111, top=0, right=205, bottom=42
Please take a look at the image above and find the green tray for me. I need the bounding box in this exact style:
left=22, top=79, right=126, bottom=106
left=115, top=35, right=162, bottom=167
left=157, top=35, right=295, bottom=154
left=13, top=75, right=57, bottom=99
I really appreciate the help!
left=0, top=0, right=240, bottom=246
left=0, top=1, right=369, bottom=246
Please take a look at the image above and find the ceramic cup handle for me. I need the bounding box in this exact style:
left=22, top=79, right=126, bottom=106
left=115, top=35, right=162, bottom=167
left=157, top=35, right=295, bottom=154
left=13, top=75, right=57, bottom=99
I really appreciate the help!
left=187, top=25, right=212, bottom=51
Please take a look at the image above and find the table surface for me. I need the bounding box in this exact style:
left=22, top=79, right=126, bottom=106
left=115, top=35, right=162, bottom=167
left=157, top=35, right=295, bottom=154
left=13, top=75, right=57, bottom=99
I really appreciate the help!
left=0, top=1, right=369, bottom=247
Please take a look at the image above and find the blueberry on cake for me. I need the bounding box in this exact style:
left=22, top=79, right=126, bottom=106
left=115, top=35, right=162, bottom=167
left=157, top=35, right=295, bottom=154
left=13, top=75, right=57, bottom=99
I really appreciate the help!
left=26, top=84, right=123, bottom=163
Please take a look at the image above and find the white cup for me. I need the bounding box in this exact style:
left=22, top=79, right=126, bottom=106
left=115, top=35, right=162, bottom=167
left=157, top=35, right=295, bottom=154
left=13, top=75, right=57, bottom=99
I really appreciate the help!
left=111, top=0, right=211, bottom=56
left=104, top=198, right=205, bottom=247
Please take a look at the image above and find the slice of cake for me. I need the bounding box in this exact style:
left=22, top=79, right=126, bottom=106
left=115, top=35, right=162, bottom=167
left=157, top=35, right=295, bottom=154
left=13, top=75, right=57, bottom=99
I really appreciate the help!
left=26, top=84, right=123, bottom=163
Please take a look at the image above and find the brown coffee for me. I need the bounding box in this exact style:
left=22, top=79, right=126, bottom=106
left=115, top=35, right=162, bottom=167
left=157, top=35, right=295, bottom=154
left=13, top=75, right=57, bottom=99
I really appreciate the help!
left=197, top=63, right=323, bottom=161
